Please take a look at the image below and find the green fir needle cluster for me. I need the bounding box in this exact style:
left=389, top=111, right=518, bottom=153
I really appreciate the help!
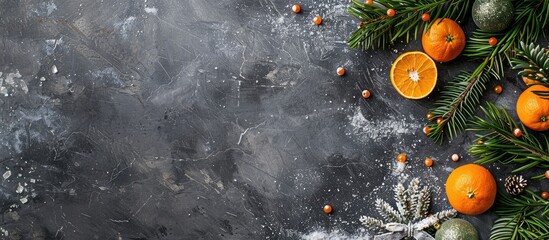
left=425, top=0, right=549, bottom=143
left=347, top=0, right=471, bottom=50
left=468, top=102, right=549, bottom=179
left=490, top=190, right=549, bottom=239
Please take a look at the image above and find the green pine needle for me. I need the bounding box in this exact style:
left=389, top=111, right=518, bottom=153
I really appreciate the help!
left=347, top=0, right=471, bottom=50
left=512, top=42, right=549, bottom=96
left=489, top=190, right=549, bottom=240
left=425, top=68, right=496, bottom=143
left=468, top=102, right=549, bottom=177
left=427, top=0, right=549, bottom=143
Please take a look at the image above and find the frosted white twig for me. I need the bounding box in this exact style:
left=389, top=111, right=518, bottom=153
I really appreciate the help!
left=375, top=199, right=403, bottom=223
left=359, top=216, right=385, bottom=231
left=360, top=178, right=456, bottom=236
left=394, top=182, right=411, bottom=220
left=414, top=209, right=457, bottom=230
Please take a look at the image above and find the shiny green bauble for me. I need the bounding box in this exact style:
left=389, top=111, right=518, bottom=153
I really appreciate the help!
left=472, top=0, right=514, bottom=33
left=435, top=219, right=479, bottom=240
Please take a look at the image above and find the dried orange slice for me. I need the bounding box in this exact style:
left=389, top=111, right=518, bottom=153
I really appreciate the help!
left=390, top=51, right=438, bottom=99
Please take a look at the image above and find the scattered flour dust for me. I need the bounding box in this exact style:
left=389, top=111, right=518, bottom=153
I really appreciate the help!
left=265, top=0, right=355, bottom=54
left=114, top=16, right=136, bottom=39
left=33, top=1, right=57, bottom=16
left=347, top=107, right=422, bottom=143
left=0, top=70, right=28, bottom=96
left=144, top=7, right=158, bottom=15
left=301, top=230, right=370, bottom=240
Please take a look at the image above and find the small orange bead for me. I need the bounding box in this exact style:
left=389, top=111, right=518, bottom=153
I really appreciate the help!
left=423, top=126, right=431, bottom=134
left=426, top=112, right=435, bottom=120
left=424, top=157, right=433, bottom=167
left=397, top=153, right=407, bottom=163
left=387, top=9, right=396, bottom=17
left=494, top=85, right=503, bottom=94
left=513, top=128, right=523, bottom=138
left=541, top=191, right=549, bottom=200
left=477, top=139, right=484, bottom=145
left=366, top=0, right=373, bottom=4
left=421, top=13, right=430, bottom=22
left=292, top=4, right=301, bottom=13
left=313, top=16, right=322, bottom=25
left=323, top=204, right=332, bottom=213
left=545, top=170, right=549, bottom=179
left=337, top=67, right=345, bottom=76
left=436, top=117, right=444, bottom=125
left=362, top=89, right=371, bottom=99
left=489, top=37, right=497, bottom=46
left=451, top=154, right=460, bottom=162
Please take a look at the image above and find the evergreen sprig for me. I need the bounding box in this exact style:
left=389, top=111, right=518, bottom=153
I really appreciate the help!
left=512, top=42, right=549, bottom=96
left=347, top=0, right=471, bottom=50
left=427, top=0, right=549, bottom=143
left=468, top=102, right=549, bottom=178
left=490, top=190, right=549, bottom=240
left=426, top=69, right=496, bottom=142
left=360, top=178, right=456, bottom=233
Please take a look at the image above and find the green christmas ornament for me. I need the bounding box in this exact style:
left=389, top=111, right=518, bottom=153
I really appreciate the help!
left=435, top=219, right=479, bottom=240
left=472, top=0, right=514, bottom=32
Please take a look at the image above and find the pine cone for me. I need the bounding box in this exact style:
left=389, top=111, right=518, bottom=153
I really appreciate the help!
left=504, top=175, right=527, bottom=196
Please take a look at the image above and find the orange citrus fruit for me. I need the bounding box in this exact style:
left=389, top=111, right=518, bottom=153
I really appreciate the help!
left=422, top=18, right=466, bottom=62
left=445, top=164, right=496, bottom=215
left=516, top=85, right=549, bottom=131
left=390, top=51, right=437, bottom=99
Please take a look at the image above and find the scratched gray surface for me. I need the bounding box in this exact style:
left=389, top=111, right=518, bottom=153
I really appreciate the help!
left=0, top=0, right=547, bottom=239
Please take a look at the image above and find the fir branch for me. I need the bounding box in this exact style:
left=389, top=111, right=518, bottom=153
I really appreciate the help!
left=489, top=190, right=549, bottom=240
left=347, top=0, right=471, bottom=50
left=408, top=178, right=421, bottom=212
left=394, top=182, right=411, bottom=221
left=468, top=102, right=549, bottom=177
left=414, top=209, right=457, bottom=230
left=427, top=0, right=549, bottom=142
left=512, top=42, right=549, bottom=95
left=375, top=198, right=403, bottom=223
left=359, top=216, right=385, bottom=231
left=426, top=69, right=495, bottom=143
left=413, top=186, right=430, bottom=221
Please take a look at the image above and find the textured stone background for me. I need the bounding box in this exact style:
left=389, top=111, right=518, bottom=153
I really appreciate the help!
left=0, top=0, right=547, bottom=239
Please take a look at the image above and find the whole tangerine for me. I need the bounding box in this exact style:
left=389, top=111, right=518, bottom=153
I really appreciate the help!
left=516, top=85, right=549, bottom=131
left=445, top=164, right=497, bottom=215
left=422, top=18, right=466, bottom=62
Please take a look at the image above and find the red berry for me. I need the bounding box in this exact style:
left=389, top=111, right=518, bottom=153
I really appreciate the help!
left=323, top=204, right=332, bottom=213
left=292, top=4, right=301, bottom=13
left=513, top=128, right=523, bottom=138
left=421, top=13, right=430, bottom=22
left=362, top=89, right=371, bottom=99
left=337, top=67, right=345, bottom=76
left=489, top=37, right=498, bottom=46
left=542, top=191, right=549, bottom=200
left=313, top=16, right=322, bottom=25
left=545, top=170, right=549, bottom=179
left=423, top=126, right=431, bottom=134
left=436, top=118, right=444, bottom=125
left=424, top=157, right=433, bottom=167
left=387, top=9, right=396, bottom=17
left=397, top=153, right=407, bottom=163
left=494, top=85, right=503, bottom=94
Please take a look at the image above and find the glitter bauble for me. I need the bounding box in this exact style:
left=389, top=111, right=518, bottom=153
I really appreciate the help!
left=472, top=0, right=514, bottom=33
